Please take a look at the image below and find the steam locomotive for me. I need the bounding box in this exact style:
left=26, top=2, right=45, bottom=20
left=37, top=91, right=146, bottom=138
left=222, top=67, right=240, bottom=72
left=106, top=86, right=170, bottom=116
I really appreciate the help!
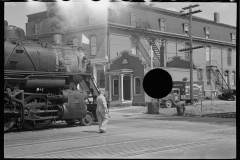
left=4, top=20, right=100, bottom=132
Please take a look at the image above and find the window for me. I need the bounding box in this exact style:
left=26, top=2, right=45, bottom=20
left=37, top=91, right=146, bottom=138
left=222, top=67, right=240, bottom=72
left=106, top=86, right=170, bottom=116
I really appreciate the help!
left=227, top=48, right=232, bottom=66
left=215, top=70, right=221, bottom=85
left=89, top=14, right=96, bottom=25
left=232, top=71, right=235, bottom=86
left=131, top=36, right=137, bottom=55
left=113, top=79, right=119, bottom=96
left=206, top=46, right=211, bottom=61
left=108, top=8, right=116, bottom=22
left=205, top=27, right=210, bottom=39
left=130, top=13, right=138, bottom=27
left=134, top=77, right=141, bottom=95
left=90, top=36, right=97, bottom=56
left=231, top=33, right=235, bottom=43
left=184, top=43, right=190, bottom=60
left=73, top=38, right=78, bottom=47
left=206, top=69, right=211, bottom=85
left=97, top=70, right=105, bottom=88
left=35, top=20, right=42, bottom=34
left=159, top=19, right=166, bottom=32
left=183, top=23, right=189, bottom=35
left=224, top=70, right=229, bottom=84
left=197, top=68, right=203, bottom=81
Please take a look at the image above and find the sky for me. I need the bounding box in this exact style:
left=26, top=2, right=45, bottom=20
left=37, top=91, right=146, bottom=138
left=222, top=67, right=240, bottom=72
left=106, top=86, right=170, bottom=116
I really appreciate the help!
left=4, top=1, right=237, bottom=33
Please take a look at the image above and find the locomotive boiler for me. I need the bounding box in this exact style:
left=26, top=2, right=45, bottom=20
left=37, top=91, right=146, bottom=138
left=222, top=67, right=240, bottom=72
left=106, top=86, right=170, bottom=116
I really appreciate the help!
left=4, top=20, right=100, bottom=132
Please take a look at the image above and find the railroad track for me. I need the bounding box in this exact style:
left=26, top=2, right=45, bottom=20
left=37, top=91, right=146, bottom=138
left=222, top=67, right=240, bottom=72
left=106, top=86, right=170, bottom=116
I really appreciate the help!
left=5, top=127, right=235, bottom=158
left=202, top=112, right=236, bottom=118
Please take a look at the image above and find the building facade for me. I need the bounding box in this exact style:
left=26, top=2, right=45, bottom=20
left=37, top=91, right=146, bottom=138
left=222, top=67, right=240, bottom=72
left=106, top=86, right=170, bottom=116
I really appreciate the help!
left=25, top=2, right=236, bottom=105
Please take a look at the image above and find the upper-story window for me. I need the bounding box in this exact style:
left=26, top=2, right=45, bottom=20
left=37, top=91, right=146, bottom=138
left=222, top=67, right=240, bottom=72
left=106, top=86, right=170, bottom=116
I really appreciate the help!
left=183, top=23, right=189, bottom=35
left=90, top=36, right=97, bottom=56
left=130, top=13, right=138, bottom=27
left=131, top=36, right=138, bottom=55
left=197, top=68, right=203, bottom=81
left=108, top=8, right=116, bottom=22
left=204, top=27, right=210, bottom=39
left=227, top=48, right=232, bottom=66
left=35, top=19, right=42, bottom=34
left=231, top=33, right=235, bottom=43
left=73, top=38, right=79, bottom=47
left=232, top=71, right=235, bottom=86
left=206, top=46, right=211, bottom=61
left=89, top=14, right=96, bottom=25
left=159, top=19, right=166, bottom=32
left=206, top=69, right=211, bottom=85
left=224, top=70, right=229, bottom=84
left=184, top=42, right=190, bottom=60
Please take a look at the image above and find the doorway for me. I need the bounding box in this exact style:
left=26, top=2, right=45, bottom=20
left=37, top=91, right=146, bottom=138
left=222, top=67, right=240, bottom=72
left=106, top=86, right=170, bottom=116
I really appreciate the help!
left=123, top=75, right=131, bottom=100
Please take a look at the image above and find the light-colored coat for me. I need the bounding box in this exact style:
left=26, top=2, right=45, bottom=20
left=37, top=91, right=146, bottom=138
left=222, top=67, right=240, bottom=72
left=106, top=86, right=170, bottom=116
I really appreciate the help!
left=96, top=94, right=109, bottom=131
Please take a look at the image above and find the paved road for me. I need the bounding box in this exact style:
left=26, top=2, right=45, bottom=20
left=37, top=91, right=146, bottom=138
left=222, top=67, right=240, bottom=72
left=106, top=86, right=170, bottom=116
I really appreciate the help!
left=4, top=106, right=236, bottom=158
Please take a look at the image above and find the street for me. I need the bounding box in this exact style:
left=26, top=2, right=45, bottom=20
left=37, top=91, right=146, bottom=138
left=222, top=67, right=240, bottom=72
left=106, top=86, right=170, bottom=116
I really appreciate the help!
left=4, top=106, right=236, bottom=159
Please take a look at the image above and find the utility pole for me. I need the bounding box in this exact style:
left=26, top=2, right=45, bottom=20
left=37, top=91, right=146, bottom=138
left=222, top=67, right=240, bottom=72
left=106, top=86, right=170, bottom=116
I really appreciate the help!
left=179, top=4, right=203, bottom=105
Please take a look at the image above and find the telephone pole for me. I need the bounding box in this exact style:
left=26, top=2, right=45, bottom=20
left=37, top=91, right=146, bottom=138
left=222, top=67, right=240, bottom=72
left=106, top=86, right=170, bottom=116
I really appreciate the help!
left=179, top=4, right=203, bottom=105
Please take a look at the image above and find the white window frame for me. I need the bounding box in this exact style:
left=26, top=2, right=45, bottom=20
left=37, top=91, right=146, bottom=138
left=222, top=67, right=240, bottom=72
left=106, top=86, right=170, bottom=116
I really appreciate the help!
left=134, top=77, right=141, bottom=95
left=205, top=27, right=210, bottom=39
left=224, top=70, right=229, bottom=84
left=130, top=13, right=138, bottom=27
left=113, top=78, right=119, bottom=96
left=206, top=69, right=211, bottom=85
left=205, top=46, right=211, bottom=61
left=183, top=23, right=189, bottom=35
left=131, top=36, right=137, bottom=55
left=35, top=20, right=42, bottom=34
left=159, top=19, right=166, bottom=32
left=73, top=38, right=78, bottom=47
left=89, top=14, right=96, bottom=25
left=231, top=33, right=235, bottom=43
left=90, top=36, right=97, bottom=56
left=232, top=71, right=235, bottom=86
left=108, top=8, right=116, bottom=21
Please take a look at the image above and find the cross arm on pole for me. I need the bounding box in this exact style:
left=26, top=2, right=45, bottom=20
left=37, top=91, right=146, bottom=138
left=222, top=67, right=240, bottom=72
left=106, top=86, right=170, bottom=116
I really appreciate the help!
left=178, top=46, right=204, bottom=52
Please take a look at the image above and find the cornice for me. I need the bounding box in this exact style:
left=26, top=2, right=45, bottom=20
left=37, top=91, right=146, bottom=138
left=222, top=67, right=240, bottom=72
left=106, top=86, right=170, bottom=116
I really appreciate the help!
left=108, top=22, right=236, bottom=47
left=27, top=11, right=47, bottom=17
left=26, top=24, right=107, bottom=38
left=129, top=4, right=236, bottom=29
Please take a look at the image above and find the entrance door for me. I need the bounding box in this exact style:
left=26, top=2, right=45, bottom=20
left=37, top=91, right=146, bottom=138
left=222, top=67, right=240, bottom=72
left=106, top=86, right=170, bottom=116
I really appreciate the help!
left=123, top=75, right=130, bottom=100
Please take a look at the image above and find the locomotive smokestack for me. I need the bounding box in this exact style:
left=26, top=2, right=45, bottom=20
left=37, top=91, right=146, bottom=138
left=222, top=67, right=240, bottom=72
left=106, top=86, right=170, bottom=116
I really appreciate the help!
left=52, top=33, right=63, bottom=44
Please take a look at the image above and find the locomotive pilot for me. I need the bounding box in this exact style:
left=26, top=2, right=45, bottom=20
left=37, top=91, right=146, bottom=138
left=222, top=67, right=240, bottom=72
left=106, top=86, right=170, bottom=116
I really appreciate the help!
left=96, top=90, right=109, bottom=133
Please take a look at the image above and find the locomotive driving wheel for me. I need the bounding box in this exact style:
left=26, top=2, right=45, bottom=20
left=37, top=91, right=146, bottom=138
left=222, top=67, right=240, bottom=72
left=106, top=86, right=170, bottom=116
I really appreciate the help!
left=4, top=98, right=20, bottom=132
left=23, top=95, right=52, bottom=130
left=4, top=116, right=17, bottom=132
left=80, top=112, right=94, bottom=126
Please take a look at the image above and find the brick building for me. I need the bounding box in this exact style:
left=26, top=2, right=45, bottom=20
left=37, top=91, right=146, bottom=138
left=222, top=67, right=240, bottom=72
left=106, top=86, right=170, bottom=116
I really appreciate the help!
left=25, top=2, right=236, bottom=105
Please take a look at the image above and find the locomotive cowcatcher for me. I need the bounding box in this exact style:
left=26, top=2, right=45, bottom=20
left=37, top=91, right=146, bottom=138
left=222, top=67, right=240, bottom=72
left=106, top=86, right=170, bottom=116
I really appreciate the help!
left=4, top=20, right=102, bottom=132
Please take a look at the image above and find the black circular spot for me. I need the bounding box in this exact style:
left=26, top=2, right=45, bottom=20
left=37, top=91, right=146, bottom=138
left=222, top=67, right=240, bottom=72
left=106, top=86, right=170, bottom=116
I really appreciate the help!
left=143, top=68, right=173, bottom=99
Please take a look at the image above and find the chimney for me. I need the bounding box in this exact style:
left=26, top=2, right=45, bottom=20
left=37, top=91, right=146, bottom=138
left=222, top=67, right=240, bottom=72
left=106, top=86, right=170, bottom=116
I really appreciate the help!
left=52, top=33, right=63, bottom=44
left=214, top=12, right=220, bottom=23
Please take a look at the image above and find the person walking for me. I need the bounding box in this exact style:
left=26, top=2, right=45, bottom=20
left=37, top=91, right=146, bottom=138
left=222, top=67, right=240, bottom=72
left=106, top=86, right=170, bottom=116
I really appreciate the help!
left=96, top=90, right=109, bottom=133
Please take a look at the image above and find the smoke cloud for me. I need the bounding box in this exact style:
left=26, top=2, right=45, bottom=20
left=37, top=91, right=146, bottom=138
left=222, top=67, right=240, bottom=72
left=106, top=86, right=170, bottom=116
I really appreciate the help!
left=45, top=2, right=84, bottom=32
